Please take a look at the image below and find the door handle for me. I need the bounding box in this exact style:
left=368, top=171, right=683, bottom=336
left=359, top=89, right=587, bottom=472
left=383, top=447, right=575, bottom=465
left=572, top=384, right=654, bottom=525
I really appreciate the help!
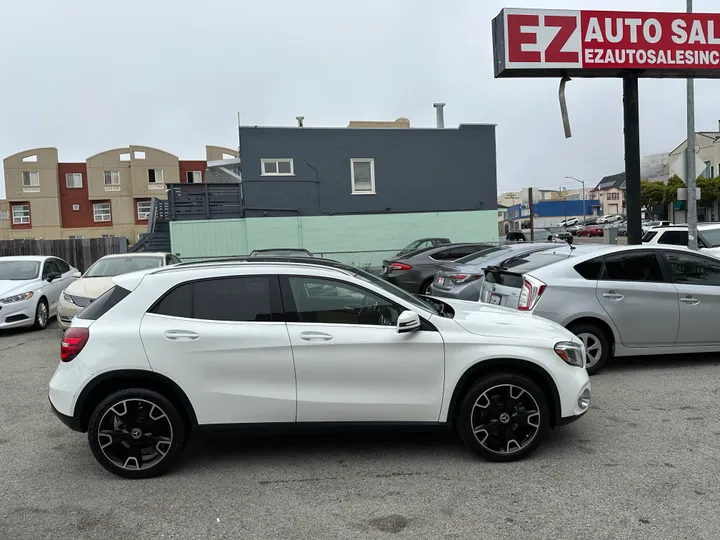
left=299, top=331, right=333, bottom=342
left=164, top=330, right=199, bottom=341
left=680, top=296, right=700, bottom=305
left=602, top=292, right=624, bottom=301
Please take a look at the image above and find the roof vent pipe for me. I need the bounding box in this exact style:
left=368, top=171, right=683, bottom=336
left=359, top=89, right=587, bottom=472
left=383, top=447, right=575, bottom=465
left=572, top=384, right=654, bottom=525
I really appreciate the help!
left=433, top=103, right=446, bottom=128
left=296, top=116, right=304, bottom=128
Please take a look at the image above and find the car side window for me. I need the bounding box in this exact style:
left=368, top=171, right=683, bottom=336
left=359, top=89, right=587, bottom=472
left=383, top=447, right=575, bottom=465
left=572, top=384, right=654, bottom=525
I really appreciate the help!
left=54, top=258, right=71, bottom=274
left=642, top=231, right=658, bottom=242
left=42, top=259, right=60, bottom=278
left=658, top=230, right=688, bottom=246
left=170, top=255, right=182, bottom=265
left=661, top=251, right=720, bottom=286
left=285, top=276, right=401, bottom=327
left=441, top=246, right=482, bottom=260
left=600, top=252, right=664, bottom=282
left=574, top=257, right=604, bottom=280
left=150, top=276, right=281, bottom=322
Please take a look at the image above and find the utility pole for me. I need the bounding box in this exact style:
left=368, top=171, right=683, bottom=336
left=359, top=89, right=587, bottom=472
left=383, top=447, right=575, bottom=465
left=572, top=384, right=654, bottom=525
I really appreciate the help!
left=686, top=0, right=699, bottom=249
left=528, top=188, right=535, bottom=241
left=566, top=176, right=586, bottom=224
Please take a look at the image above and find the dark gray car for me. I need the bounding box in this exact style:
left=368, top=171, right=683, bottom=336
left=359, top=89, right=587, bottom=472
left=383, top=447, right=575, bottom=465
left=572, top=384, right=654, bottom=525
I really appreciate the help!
left=429, top=243, right=559, bottom=301
left=381, top=243, right=496, bottom=294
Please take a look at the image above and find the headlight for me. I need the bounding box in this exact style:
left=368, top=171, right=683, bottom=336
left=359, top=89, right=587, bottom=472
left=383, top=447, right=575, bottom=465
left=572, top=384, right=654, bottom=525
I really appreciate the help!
left=63, top=292, right=75, bottom=305
left=554, top=341, right=585, bottom=368
left=0, top=291, right=34, bottom=304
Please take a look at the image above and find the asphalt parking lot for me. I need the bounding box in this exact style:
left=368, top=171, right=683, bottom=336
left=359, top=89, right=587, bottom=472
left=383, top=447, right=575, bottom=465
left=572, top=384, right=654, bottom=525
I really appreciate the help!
left=2, top=322, right=720, bottom=540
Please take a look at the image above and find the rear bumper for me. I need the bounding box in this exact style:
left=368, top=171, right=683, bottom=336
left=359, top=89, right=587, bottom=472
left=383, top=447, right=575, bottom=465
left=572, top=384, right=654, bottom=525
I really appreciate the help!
left=50, top=398, right=82, bottom=432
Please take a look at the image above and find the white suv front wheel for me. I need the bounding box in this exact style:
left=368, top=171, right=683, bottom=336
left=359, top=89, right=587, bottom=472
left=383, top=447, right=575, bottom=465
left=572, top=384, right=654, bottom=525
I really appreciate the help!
left=87, top=388, right=187, bottom=479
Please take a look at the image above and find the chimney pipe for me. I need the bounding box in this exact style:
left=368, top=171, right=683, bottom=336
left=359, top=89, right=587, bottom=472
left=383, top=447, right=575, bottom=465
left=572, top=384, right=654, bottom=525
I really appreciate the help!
left=433, top=103, right=446, bottom=128
left=296, top=116, right=304, bottom=128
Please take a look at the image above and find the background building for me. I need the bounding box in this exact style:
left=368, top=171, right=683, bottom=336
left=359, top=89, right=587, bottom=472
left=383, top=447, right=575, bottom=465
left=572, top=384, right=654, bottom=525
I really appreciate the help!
left=589, top=173, right=626, bottom=216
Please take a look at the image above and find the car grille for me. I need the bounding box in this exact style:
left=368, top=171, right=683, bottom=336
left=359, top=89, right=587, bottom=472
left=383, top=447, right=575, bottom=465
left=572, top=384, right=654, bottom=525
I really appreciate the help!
left=68, top=295, right=94, bottom=308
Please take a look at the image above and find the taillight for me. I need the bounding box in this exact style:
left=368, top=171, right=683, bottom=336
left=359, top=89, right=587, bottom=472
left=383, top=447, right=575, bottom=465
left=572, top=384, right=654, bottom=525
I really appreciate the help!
left=61, top=327, right=89, bottom=362
left=390, top=262, right=413, bottom=271
left=518, top=275, right=547, bottom=311
left=449, top=274, right=482, bottom=284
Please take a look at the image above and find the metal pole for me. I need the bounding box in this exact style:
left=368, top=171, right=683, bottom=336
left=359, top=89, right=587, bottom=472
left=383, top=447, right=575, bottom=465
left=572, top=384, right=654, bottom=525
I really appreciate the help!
left=582, top=180, right=586, bottom=224
left=529, top=188, right=535, bottom=241
left=623, top=74, right=643, bottom=245
left=686, top=0, right=699, bottom=249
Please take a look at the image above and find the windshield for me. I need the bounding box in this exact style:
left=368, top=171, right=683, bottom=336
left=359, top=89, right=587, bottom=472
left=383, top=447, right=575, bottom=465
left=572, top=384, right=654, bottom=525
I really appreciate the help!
left=0, top=261, right=40, bottom=280
left=85, top=257, right=163, bottom=278
left=455, top=247, right=504, bottom=265
left=701, top=229, right=720, bottom=248
left=353, top=268, right=438, bottom=314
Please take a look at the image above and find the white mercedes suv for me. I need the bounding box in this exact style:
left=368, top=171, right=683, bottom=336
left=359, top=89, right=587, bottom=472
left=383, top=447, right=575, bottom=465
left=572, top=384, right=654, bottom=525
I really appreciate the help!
left=49, top=257, right=591, bottom=479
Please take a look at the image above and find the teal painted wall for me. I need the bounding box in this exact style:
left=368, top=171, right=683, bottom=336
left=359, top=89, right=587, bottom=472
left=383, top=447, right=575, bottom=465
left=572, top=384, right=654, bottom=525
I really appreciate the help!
left=170, top=210, right=498, bottom=258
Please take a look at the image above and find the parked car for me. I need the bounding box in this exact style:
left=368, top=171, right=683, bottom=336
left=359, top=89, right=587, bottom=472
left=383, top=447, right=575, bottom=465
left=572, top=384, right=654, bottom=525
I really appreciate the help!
left=577, top=225, right=604, bottom=237
left=395, top=238, right=451, bottom=257
left=567, top=223, right=586, bottom=236
left=504, top=229, right=557, bottom=243
left=479, top=244, right=720, bottom=374
left=249, top=248, right=314, bottom=257
left=382, top=243, right=496, bottom=294
left=642, top=220, right=671, bottom=234
left=0, top=256, right=79, bottom=330
left=642, top=223, right=720, bottom=256
left=49, top=256, right=591, bottom=478
left=616, top=222, right=628, bottom=236
left=553, top=230, right=574, bottom=244
left=429, top=243, right=558, bottom=301
left=57, top=253, right=181, bottom=328
left=597, top=214, right=624, bottom=224
left=558, top=217, right=579, bottom=227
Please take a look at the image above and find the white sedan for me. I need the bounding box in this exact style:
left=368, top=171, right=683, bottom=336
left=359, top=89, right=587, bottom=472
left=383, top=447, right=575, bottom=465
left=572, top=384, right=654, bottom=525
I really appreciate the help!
left=0, top=256, right=79, bottom=330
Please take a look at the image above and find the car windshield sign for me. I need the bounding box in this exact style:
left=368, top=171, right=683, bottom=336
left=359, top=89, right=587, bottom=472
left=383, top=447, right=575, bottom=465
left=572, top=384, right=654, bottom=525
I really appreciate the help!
left=85, top=257, right=163, bottom=278
left=0, top=261, right=40, bottom=280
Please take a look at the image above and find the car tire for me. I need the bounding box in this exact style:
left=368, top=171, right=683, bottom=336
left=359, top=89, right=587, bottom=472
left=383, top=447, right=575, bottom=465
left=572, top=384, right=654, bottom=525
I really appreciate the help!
left=568, top=323, right=610, bottom=375
left=31, top=298, right=49, bottom=330
left=457, top=373, right=550, bottom=463
left=420, top=279, right=433, bottom=296
left=87, top=388, right=187, bottom=479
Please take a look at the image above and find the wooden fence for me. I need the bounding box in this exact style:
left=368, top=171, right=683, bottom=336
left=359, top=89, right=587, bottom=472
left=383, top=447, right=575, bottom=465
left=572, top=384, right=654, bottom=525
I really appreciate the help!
left=0, top=237, right=128, bottom=272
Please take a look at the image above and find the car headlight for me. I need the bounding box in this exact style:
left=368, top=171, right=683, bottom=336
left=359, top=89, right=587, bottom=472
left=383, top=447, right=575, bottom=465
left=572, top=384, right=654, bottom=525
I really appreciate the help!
left=0, top=291, right=34, bottom=304
left=554, top=341, right=585, bottom=368
left=63, top=292, right=75, bottom=305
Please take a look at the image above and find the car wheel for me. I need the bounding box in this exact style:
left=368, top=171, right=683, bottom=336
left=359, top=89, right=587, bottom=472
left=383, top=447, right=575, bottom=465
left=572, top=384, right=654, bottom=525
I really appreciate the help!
left=458, top=373, right=550, bottom=462
left=420, top=279, right=433, bottom=296
left=568, top=323, right=610, bottom=375
left=31, top=298, right=49, bottom=330
left=87, top=388, right=187, bottom=479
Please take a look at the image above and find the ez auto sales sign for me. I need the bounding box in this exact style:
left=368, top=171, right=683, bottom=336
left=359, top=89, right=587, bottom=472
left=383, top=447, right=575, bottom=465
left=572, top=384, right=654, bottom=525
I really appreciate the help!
left=493, top=9, right=720, bottom=78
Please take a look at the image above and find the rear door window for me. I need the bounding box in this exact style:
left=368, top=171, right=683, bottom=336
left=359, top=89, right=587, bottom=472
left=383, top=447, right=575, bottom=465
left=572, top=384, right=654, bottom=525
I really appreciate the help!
left=658, top=230, right=688, bottom=246
left=600, top=251, right=664, bottom=282
left=77, top=286, right=131, bottom=320
left=574, top=257, right=604, bottom=280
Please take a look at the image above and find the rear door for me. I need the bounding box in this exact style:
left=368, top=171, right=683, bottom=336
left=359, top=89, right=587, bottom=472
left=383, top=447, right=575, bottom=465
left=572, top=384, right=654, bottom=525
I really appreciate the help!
left=139, top=275, right=297, bottom=425
left=660, top=250, right=720, bottom=346
left=596, top=251, right=679, bottom=348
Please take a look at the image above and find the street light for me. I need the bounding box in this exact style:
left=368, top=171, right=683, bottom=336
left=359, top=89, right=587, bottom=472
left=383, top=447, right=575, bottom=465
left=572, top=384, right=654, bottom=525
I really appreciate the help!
left=565, top=176, right=586, bottom=225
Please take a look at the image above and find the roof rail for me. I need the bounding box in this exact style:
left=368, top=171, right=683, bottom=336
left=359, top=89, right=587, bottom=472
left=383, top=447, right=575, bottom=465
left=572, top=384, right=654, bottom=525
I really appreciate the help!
left=163, top=255, right=357, bottom=273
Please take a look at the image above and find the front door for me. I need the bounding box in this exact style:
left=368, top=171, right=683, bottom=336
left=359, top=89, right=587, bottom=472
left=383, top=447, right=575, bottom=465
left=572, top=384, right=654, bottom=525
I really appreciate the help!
left=661, top=250, right=720, bottom=347
left=139, top=275, right=297, bottom=425
left=281, top=275, right=445, bottom=423
left=596, top=250, right=679, bottom=348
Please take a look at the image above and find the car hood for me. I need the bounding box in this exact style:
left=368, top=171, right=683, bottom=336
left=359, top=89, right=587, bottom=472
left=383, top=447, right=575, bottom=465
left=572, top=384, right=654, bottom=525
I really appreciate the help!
left=64, top=277, right=115, bottom=299
left=437, top=298, right=577, bottom=343
left=0, top=279, right=40, bottom=298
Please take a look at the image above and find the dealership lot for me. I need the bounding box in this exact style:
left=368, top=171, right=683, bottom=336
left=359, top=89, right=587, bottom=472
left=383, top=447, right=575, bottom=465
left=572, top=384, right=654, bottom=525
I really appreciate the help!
left=2, top=324, right=720, bottom=540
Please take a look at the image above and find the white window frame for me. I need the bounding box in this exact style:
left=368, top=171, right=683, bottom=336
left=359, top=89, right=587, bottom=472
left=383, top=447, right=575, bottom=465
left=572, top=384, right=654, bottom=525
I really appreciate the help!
left=66, top=173, right=83, bottom=188
left=0, top=210, right=8, bottom=220
left=22, top=171, right=39, bottom=187
left=104, top=170, right=120, bottom=185
left=12, top=204, right=30, bottom=225
left=350, top=158, right=376, bottom=195
left=261, top=158, right=294, bottom=176
left=137, top=200, right=152, bottom=220
left=148, top=169, right=164, bottom=184
left=186, top=170, right=202, bottom=183
left=72, top=204, right=80, bottom=211
left=93, top=203, right=111, bottom=223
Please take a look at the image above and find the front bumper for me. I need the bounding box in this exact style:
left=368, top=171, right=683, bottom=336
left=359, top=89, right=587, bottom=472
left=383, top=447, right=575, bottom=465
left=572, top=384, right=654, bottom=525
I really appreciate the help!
left=0, top=298, right=36, bottom=329
left=57, top=295, right=84, bottom=328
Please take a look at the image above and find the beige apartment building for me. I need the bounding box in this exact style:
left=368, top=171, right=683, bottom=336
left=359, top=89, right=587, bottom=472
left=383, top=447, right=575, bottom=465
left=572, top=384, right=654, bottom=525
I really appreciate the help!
left=1, top=145, right=238, bottom=241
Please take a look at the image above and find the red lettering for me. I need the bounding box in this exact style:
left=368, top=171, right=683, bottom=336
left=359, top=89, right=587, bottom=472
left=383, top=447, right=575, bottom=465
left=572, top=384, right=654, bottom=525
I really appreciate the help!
left=544, top=15, right=579, bottom=63
left=507, top=14, right=541, bottom=62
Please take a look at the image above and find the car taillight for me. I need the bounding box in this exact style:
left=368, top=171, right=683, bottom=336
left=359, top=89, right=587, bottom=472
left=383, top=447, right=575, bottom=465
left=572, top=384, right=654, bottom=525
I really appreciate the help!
left=517, top=275, right=547, bottom=311
left=449, top=274, right=482, bottom=283
left=390, top=262, right=413, bottom=271
left=61, top=327, right=89, bottom=362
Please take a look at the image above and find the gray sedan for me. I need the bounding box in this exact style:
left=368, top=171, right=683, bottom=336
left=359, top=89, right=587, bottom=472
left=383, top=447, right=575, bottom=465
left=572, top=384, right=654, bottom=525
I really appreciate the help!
left=479, top=244, right=720, bottom=374
left=429, top=243, right=558, bottom=301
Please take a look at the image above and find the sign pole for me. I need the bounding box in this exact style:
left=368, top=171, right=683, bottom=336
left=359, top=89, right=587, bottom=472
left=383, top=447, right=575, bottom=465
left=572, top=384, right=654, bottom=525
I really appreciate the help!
left=623, top=74, right=642, bottom=245
left=686, top=0, right=699, bottom=250
left=529, top=188, right=535, bottom=241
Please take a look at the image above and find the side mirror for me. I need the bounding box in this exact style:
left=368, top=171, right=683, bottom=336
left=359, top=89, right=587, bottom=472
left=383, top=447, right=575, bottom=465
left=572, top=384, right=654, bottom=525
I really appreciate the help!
left=397, top=311, right=421, bottom=334
left=46, top=272, right=62, bottom=282
left=72, top=271, right=82, bottom=278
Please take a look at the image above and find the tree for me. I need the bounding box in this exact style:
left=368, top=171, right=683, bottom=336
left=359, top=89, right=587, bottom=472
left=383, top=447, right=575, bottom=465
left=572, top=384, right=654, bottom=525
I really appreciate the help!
left=697, top=176, right=720, bottom=205
left=640, top=180, right=666, bottom=208
left=664, top=175, right=685, bottom=204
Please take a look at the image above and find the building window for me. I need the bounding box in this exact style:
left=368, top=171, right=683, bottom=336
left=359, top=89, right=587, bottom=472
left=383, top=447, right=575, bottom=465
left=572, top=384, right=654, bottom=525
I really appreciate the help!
left=261, top=158, right=294, bottom=176
left=607, top=192, right=620, bottom=201
left=186, top=171, right=202, bottom=183
left=66, top=173, right=83, bottom=188
left=104, top=170, right=121, bottom=191
left=12, top=205, right=30, bottom=225
left=148, top=169, right=164, bottom=183
left=702, top=161, right=713, bottom=179
left=22, top=171, right=39, bottom=187
left=137, top=200, right=152, bottom=220
left=350, top=158, right=376, bottom=195
left=68, top=235, right=84, bottom=239
left=101, top=234, right=117, bottom=238
left=0, top=210, right=8, bottom=220
left=93, top=203, right=111, bottom=223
